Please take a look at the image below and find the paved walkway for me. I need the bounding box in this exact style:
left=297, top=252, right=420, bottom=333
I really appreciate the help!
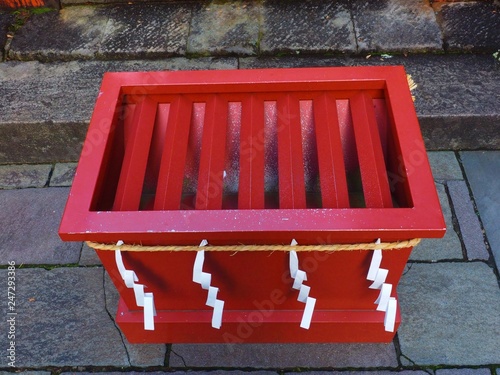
left=0, top=152, right=499, bottom=373
left=0, top=0, right=499, bottom=373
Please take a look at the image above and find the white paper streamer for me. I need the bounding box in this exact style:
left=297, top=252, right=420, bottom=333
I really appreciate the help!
left=384, top=297, right=397, bottom=332
left=300, top=296, right=316, bottom=329
left=192, top=240, right=225, bottom=329
left=366, top=239, right=398, bottom=332
left=289, top=239, right=315, bottom=330
left=367, top=246, right=382, bottom=281
left=144, top=292, right=156, bottom=331
left=133, top=283, right=145, bottom=307
left=369, top=268, right=389, bottom=289
left=375, top=283, right=392, bottom=312
left=114, top=241, right=156, bottom=331
left=115, top=249, right=126, bottom=280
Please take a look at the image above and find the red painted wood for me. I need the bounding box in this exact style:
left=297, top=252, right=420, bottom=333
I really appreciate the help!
left=116, top=297, right=401, bottom=343
left=154, top=97, right=192, bottom=210
left=97, top=246, right=411, bottom=312
left=113, top=97, right=157, bottom=211
left=195, top=95, right=228, bottom=210
left=350, top=92, right=393, bottom=208
left=313, top=92, right=350, bottom=208
left=59, top=66, right=445, bottom=343
left=277, top=94, right=306, bottom=209
left=239, top=95, right=265, bottom=209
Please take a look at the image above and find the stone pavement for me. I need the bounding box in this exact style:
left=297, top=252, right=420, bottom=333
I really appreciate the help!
left=0, top=0, right=499, bottom=373
left=0, top=152, right=498, bottom=373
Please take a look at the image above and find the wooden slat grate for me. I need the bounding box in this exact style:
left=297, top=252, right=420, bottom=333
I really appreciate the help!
left=103, top=88, right=404, bottom=212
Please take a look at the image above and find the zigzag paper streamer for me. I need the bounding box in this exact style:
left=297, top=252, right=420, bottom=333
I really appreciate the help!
left=193, top=240, right=225, bottom=329
left=115, top=244, right=156, bottom=331
left=289, top=239, right=316, bottom=330
left=366, top=239, right=396, bottom=332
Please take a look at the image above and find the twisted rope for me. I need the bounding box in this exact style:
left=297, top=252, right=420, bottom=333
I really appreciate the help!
left=86, top=238, right=420, bottom=252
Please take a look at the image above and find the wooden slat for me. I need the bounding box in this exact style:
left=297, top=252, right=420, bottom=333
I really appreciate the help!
left=113, top=97, right=157, bottom=211
left=239, top=95, right=265, bottom=209
left=350, top=92, right=393, bottom=208
left=313, top=93, right=350, bottom=208
left=195, top=95, right=228, bottom=210
left=277, top=94, right=306, bottom=209
left=154, top=97, right=193, bottom=210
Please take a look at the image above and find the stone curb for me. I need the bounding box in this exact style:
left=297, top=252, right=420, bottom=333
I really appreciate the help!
left=0, top=54, right=498, bottom=165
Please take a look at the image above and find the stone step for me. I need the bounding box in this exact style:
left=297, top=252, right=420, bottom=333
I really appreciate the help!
left=2, top=0, right=498, bottom=62
left=0, top=54, right=498, bottom=165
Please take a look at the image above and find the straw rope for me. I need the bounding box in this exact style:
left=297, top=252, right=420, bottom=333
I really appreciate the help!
left=85, top=238, right=420, bottom=252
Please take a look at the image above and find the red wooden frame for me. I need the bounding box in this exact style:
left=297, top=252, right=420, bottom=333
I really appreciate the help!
left=60, top=66, right=445, bottom=245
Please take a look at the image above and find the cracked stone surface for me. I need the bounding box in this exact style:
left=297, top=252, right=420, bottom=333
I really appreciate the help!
left=0, top=164, right=52, bottom=189
left=437, top=1, right=500, bottom=52
left=427, top=151, right=463, bottom=181
left=80, top=242, right=102, bottom=266
left=283, top=372, right=430, bottom=375
left=188, top=0, right=260, bottom=56
left=398, top=262, right=500, bottom=365
left=261, top=0, right=356, bottom=54
left=104, top=272, right=166, bottom=366
left=447, top=180, right=489, bottom=260
left=98, top=3, right=191, bottom=59
left=410, top=183, right=462, bottom=261
left=50, top=163, right=78, bottom=187
left=0, top=187, right=81, bottom=265
left=436, top=369, right=492, bottom=375
left=61, top=372, right=276, bottom=375
left=461, top=151, right=500, bottom=271
left=9, top=7, right=108, bottom=61
left=0, top=268, right=129, bottom=367
left=169, top=342, right=398, bottom=367
left=351, top=0, right=442, bottom=53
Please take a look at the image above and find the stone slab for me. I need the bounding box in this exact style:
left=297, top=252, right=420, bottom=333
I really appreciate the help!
left=461, top=151, right=500, bottom=271
left=410, top=183, right=462, bottom=261
left=97, top=3, right=191, bottom=59
left=0, top=268, right=129, bottom=367
left=50, top=374, right=265, bottom=375
left=80, top=242, right=102, bottom=266
left=436, top=369, right=492, bottom=375
left=0, top=187, right=81, bottom=265
left=260, top=0, right=356, bottom=55
left=284, top=372, right=429, bottom=375
left=10, top=3, right=190, bottom=62
left=351, top=0, right=442, bottom=53
left=427, top=151, right=463, bottom=181
left=0, top=164, right=51, bottom=189
left=437, top=2, right=500, bottom=52
left=188, top=0, right=260, bottom=56
left=103, top=272, right=166, bottom=366
left=169, top=342, right=398, bottom=368
left=0, top=54, right=498, bottom=167
left=50, top=162, right=77, bottom=187
left=398, top=262, right=500, bottom=365
left=0, top=58, right=237, bottom=164
left=9, top=7, right=108, bottom=61
left=447, top=180, right=489, bottom=261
